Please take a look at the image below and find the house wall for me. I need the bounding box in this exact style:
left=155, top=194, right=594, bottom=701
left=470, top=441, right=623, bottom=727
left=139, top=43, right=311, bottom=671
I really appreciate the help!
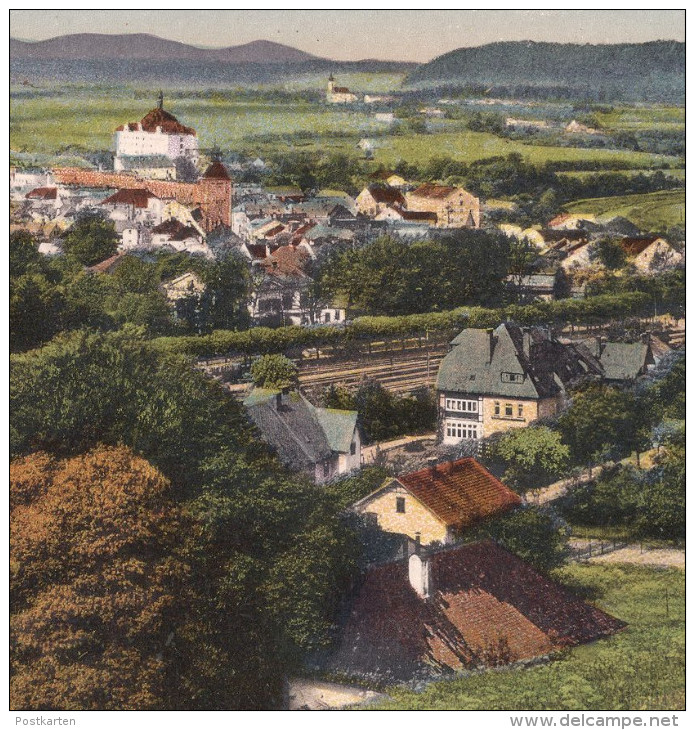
left=314, top=454, right=341, bottom=485
left=406, top=188, right=481, bottom=228
left=481, top=396, right=539, bottom=437
left=355, top=483, right=448, bottom=545
left=337, top=427, right=362, bottom=473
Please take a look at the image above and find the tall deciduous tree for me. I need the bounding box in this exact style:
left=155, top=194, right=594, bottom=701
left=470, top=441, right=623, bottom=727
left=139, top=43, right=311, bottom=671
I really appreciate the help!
left=494, top=426, right=570, bottom=493
left=62, top=209, right=119, bottom=266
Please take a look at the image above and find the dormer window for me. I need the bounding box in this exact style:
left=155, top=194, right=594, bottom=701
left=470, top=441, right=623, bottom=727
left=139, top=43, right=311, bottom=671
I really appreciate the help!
left=501, top=372, right=525, bottom=383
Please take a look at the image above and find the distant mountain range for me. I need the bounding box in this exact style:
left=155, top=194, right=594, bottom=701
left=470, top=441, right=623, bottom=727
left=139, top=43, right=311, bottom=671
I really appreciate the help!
left=10, top=35, right=684, bottom=103
left=406, top=40, right=684, bottom=102
left=10, top=33, right=415, bottom=86
left=10, top=33, right=320, bottom=64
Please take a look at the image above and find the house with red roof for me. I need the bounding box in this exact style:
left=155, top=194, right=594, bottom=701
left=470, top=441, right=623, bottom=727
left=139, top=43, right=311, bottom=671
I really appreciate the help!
left=329, top=539, right=624, bottom=680
left=355, top=185, right=406, bottom=217
left=619, top=236, right=683, bottom=274
left=351, top=458, right=521, bottom=545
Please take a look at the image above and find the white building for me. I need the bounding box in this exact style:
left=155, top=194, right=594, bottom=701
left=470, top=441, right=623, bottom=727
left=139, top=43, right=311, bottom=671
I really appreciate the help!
left=326, top=74, right=358, bottom=104
left=114, top=94, right=198, bottom=173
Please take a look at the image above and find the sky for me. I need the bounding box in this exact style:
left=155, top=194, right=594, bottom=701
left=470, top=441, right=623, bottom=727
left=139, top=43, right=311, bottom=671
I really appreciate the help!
left=10, top=9, right=685, bottom=63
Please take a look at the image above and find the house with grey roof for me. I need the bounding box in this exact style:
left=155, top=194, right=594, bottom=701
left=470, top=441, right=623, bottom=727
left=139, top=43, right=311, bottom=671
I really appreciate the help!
left=243, top=389, right=361, bottom=484
left=436, top=323, right=602, bottom=445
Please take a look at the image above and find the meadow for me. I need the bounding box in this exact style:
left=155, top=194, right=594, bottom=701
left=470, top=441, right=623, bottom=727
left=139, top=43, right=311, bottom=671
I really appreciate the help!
left=564, top=189, right=685, bottom=231
left=366, top=563, right=684, bottom=711
left=10, top=85, right=683, bottom=173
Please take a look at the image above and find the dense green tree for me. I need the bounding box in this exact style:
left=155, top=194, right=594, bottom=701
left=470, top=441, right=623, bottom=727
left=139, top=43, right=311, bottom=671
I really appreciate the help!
left=62, top=210, right=119, bottom=267
left=558, top=385, right=643, bottom=465
left=494, top=426, right=570, bottom=493
left=9, top=273, right=64, bottom=352
left=591, top=238, right=628, bottom=271
left=10, top=230, right=44, bottom=279
left=250, top=354, right=298, bottom=389
left=471, top=505, right=570, bottom=573
left=323, top=231, right=511, bottom=316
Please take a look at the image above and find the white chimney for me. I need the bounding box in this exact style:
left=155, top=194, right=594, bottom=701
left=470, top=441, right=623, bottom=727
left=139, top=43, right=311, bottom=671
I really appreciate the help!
left=408, top=552, right=431, bottom=599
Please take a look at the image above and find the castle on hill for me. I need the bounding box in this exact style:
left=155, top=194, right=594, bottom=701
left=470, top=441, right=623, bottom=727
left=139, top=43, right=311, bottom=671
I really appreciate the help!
left=114, top=92, right=199, bottom=177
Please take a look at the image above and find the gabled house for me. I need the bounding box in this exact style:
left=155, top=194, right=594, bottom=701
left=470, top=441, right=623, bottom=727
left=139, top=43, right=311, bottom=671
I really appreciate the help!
left=436, top=323, right=603, bottom=444
left=328, top=539, right=624, bottom=681
left=350, top=457, right=521, bottom=546
left=598, top=341, right=655, bottom=382
left=405, top=184, right=481, bottom=228
left=619, top=236, right=683, bottom=274
left=150, top=218, right=211, bottom=257
left=100, top=188, right=165, bottom=226
left=355, top=185, right=406, bottom=217
left=243, top=389, right=361, bottom=484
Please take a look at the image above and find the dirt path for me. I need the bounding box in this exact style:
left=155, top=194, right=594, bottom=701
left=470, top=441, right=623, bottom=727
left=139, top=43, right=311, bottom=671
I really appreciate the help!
left=362, top=433, right=436, bottom=465
left=528, top=449, right=659, bottom=506
left=589, top=545, right=684, bottom=569
left=288, top=678, right=386, bottom=710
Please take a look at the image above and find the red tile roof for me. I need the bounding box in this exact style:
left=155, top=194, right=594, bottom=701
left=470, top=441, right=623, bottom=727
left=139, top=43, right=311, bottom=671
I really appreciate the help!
left=87, top=253, right=126, bottom=274
left=25, top=187, right=57, bottom=200
left=329, top=540, right=625, bottom=679
left=203, top=161, right=231, bottom=181
left=620, top=236, right=662, bottom=256
left=117, top=107, right=196, bottom=136
left=410, top=183, right=458, bottom=199
left=261, top=244, right=310, bottom=276
left=101, top=188, right=158, bottom=208
left=367, top=185, right=405, bottom=207
left=398, top=458, right=521, bottom=529
left=151, top=218, right=200, bottom=241
left=246, top=243, right=268, bottom=260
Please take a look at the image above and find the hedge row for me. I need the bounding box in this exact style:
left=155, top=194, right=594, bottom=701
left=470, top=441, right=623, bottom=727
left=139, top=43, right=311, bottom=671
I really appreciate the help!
left=151, top=291, right=652, bottom=359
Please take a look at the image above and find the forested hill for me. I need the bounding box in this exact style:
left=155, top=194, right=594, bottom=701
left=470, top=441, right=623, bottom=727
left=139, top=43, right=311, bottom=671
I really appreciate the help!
left=406, top=41, right=685, bottom=102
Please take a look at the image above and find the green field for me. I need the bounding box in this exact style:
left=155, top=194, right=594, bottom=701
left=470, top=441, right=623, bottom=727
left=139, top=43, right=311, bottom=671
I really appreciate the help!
left=10, top=87, right=683, bottom=172
left=366, top=563, right=684, bottom=711
left=594, top=106, right=684, bottom=133
left=558, top=169, right=685, bottom=180
left=564, top=189, right=685, bottom=231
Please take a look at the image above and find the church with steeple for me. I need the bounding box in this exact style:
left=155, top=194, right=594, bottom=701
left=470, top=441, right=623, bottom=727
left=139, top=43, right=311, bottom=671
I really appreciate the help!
left=113, top=93, right=199, bottom=176
left=326, top=74, right=358, bottom=104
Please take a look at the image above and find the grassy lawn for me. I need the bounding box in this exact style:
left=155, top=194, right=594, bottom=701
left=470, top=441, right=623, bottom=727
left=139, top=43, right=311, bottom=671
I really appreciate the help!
left=366, top=563, right=684, bottom=710
left=564, top=189, right=685, bottom=231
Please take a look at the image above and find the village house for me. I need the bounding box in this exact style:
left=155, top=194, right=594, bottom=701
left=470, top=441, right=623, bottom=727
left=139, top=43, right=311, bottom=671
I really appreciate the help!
left=114, top=93, right=199, bottom=175
left=328, top=539, right=624, bottom=681
left=350, top=457, right=521, bottom=546
left=375, top=206, right=438, bottom=225
left=326, top=74, right=358, bottom=104
left=436, top=323, right=602, bottom=445
left=405, top=184, right=481, bottom=228
left=243, top=389, right=361, bottom=484
left=619, top=236, right=683, bottom=274
left=150, top=218, right=211, bottom=257
left=355, top=185, right=406, bottom=217
left=100, top=188, right=166, bottom=228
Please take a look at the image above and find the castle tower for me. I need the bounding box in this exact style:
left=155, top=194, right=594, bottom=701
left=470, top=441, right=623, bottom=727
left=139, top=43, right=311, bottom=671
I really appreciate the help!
left=197, top=160, right=232, bottom=232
